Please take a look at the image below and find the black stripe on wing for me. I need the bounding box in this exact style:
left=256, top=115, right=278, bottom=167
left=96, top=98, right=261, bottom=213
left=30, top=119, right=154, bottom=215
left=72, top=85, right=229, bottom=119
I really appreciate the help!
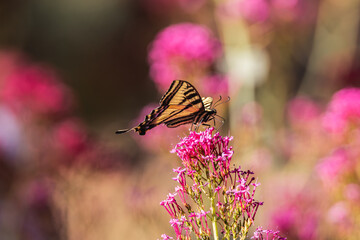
left=159, top=80, right=204, bottom=111
left=159, top=80, right=183, bottom=105
left=165, top=113, right=198, bottom=128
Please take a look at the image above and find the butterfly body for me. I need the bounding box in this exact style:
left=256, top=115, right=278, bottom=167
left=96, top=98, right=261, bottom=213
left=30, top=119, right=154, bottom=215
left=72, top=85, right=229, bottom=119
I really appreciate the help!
left=116, top=80, right=219, bottom=135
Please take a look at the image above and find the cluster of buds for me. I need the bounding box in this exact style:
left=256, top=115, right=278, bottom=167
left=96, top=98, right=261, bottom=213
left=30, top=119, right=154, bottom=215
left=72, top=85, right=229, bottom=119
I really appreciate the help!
left=159, top=128, right=278, bottom=240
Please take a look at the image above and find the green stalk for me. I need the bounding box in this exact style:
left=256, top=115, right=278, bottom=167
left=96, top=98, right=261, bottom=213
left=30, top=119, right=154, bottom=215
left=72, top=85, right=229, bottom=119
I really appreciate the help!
left=210, top=193, right=219, bottom=240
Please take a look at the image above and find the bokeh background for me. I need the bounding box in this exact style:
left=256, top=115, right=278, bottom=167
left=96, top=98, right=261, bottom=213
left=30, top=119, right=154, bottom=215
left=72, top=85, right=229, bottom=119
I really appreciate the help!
left=1, top=0, right=360, bottom=239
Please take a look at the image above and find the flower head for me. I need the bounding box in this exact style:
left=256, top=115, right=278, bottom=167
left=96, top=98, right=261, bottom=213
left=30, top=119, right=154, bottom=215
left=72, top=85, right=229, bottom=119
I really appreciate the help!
left=51, top=118, right=89, bottom=157
left=162, top=128, right=267, bottom=239
left=1, top=65, right=72, bottom=118
left=287, top=96, right=321, bottom=125
left=221, top=0, right=270, bottom=23
left=201, top=74, right=228, bottom=96
left=316, top=148, right=351, bottom=184
left=171, top=128, right=233, bottom=178
left=322, top=88, right=360, bottom=134
left=148, top=23, right=221, bottom=91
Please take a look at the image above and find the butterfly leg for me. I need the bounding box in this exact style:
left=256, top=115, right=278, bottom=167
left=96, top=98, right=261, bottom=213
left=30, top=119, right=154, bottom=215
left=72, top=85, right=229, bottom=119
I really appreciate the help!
left=214, top=115, right=225, bottom=131
left=190, top=122, right=199, bottom=132
left=202, top=123, right=211, bottom=129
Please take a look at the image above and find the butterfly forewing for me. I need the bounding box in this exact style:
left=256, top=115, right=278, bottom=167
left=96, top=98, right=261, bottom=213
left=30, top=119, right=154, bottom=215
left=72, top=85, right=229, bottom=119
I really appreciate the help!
left=160, top=81, right=204, bottom=110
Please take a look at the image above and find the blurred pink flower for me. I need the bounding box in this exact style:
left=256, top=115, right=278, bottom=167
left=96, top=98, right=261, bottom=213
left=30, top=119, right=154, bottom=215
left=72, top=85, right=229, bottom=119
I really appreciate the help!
left=272, top=0, right=300, bottom=21
left=1, top=65, right=73, bottom=118
left=287, top=96, right=321, bottom=125
left=148, top=23, right=221, bottom=91
left=240, top=102, right=263, bottom=126
left=201, top=74, right=228, bottom=96
left=322, top=88, right=360, bottom=134
left=51, top=119, right=89, bottom=157
left=272, top=204, right=318, bottom=240
left=316, top=148, right=350, bottom=184
left=272, top=0, right=298, bottom=9
left=327, top=202, right=350, bottom=225
left=248, top=148, right=272, bottom=171
left=240, top=0, right=270, bottom=22
left=272, top=206, right=297, bottom=234
left=159, top=234, right=174, bottom=240
left=222, top=0, right=270, bottom=23
left=344, top=184, right=360, bottom=201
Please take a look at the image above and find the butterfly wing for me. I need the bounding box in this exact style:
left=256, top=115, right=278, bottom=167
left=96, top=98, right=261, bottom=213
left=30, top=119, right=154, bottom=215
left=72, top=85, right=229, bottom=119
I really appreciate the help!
left=160, top=80, right=205, bottom=108
left=116, top=80, right=208, bottom=135
left=136, top=80, right=206, bottom=134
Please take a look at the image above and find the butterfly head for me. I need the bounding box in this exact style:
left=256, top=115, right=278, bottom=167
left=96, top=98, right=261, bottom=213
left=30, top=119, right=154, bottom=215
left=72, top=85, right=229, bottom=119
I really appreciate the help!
left=202, top=108, right=217, bottom=123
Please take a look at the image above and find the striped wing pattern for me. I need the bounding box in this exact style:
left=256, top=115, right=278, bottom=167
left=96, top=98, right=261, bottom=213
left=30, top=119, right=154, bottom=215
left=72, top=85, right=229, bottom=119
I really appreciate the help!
left=116, top=80, right=215, bottom=135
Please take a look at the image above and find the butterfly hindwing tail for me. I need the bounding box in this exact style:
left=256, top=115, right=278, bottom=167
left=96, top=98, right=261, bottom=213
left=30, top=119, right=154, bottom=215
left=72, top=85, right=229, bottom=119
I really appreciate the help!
left=115, top=126, right=147, bottom=135
left=115, top=128, right=133, bottom=134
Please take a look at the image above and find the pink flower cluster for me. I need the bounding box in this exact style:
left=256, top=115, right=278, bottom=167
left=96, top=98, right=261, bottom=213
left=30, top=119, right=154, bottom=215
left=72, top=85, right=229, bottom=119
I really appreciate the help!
left=148, top=23, right=222, bottom=91
left=0, top=52, right=111, bottom=168
left=316, top=148, right=352, bottom=184
left=287, top=96, right=321, bottom=126
left=1, top=64, right=72, bottom=118
left=160, top=128, right=271, bottom=239
left=201, top=74, right=229, bottom=96
left=272, top=202, right=319, bottom=240
left=322, top=88, right=360, bottom=134
left=171, top=127, right=233, bottom=178
left=252, top=227, right=287, bottom=240
left=220, top=0, right=309, bottom=24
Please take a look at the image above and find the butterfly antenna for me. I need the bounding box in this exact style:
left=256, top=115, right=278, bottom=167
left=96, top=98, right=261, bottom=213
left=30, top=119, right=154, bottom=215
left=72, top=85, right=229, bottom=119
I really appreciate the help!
left=214, top=96, right=230, bottom=108
left=214, top=115, right=225, bottom=131
left=213, top=96, right=222, bottom=107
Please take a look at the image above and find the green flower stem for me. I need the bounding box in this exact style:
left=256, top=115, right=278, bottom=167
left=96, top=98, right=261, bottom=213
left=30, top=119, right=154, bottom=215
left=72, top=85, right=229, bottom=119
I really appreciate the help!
left=210, top=188, right=219, bottom=240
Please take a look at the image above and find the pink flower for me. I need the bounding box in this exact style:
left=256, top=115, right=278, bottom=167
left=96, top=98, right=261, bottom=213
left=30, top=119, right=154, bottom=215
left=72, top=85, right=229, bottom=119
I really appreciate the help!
left=287, top=96, right=321, bottom=125
left=240, top=0, right=270, bottom=22
left=272, top=204, right=318, bottom=240
left=159, top=234, right=174, bottom=240
left=51, top=119, right=89, bottom=157
left=171, top=128, right=233, bottom=177
left=322, top=88, right=360, bottom=134
left=222, top=0, right=270, bottom=23
left=272, top=0, right=300, bottom=21
left=239, top=102, right=263, bottom=126
left=344, top=184, right=360, bottom=201
left=148, top=23, right=221, bottom=91
left=201, top=74, right=228, bottom=96
left=271, top=206, right=297, bottom=233
left=327, top=202, right=350, bottom=225
left=316, top=148, right=350, bottom=184
left=251, top=226, right=287, bottom=240
left=1, top=65, right=72, bottom=117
